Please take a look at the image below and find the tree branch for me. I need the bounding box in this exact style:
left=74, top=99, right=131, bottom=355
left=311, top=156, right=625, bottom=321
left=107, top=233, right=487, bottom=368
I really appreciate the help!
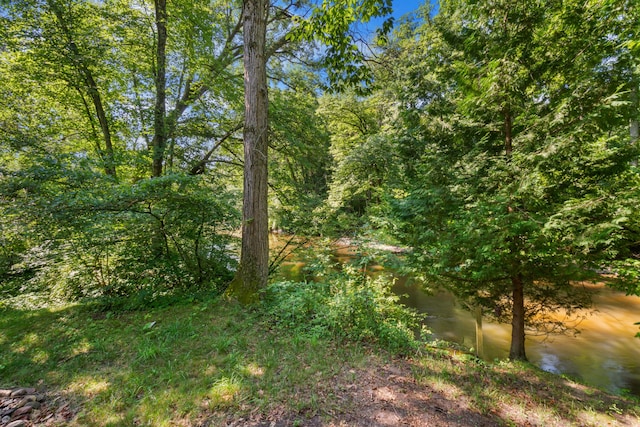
left=190, top=122, right=243, bottom=175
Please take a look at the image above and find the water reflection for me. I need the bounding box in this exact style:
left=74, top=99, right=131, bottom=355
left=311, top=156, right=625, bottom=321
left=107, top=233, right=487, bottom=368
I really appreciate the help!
left=538, top=352, right=562, bottom=374
left=393, top=279, right=640, bottom=396
left=272, top=237, right=640, bottom=396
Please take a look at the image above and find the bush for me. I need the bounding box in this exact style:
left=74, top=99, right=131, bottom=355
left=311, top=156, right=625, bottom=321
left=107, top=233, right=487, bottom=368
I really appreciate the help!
left=263, top=262, right=424, bottom=354
left=1, top=167, right=238, bottom=305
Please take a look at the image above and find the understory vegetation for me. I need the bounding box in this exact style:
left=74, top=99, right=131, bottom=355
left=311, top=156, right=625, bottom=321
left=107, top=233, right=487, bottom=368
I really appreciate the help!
left=2, top=0, right=640, bottom=425
left=264, top=264, right=424, bottom=354
left=1, top=289, right=639, bottom=426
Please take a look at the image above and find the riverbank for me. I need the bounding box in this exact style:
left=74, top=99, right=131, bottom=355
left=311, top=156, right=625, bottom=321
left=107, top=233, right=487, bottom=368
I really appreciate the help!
left=272, top=234, right=640, bottom=397
left=1, top=296, right=639, bottom=426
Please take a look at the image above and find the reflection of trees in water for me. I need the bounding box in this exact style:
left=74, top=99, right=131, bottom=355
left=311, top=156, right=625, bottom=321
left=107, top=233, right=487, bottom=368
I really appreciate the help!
left=396, top=278, right=640, bottom=396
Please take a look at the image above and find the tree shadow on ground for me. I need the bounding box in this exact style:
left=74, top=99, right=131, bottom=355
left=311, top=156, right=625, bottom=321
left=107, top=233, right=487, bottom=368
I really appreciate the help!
left=406, top=350, right=640, bottom=427
left=2, top=303, right=640, bottom=427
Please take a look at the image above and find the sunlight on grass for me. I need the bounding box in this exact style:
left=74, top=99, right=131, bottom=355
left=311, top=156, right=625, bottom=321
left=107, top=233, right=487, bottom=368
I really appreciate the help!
left=496, top=402, right=531, bottom=425
left=240, top=362, right=264, bottom=377
left=2, top=299, right=638, bottom=427
left=204, top=364, right=219, bottom=376
left=562, top=378, right=596, bottom=395
left=208, top=376, right=243, bottom=408
left=15, top=331, right=40, bottom=352
left=71, top=339, right=92, bottom=357
left=432, top=380, right=464, bottom=399
left=31, top=348, right=49, bottom=363
left=67, top=376, right=111, bottom=398
left=577, top=409, right=618, bottom=427
left=131, top=388, right=202, bottom=427
left=413, top=361, right=465, bottom=399
left=78, top=413, right=124, bottom=427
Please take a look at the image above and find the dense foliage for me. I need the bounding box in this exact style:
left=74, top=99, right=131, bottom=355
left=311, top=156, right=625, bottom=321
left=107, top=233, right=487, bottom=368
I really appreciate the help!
left=1, top=0, right=639, bottom=356
left=382, top=0, right=640, bottom=358
left=264, top=261, right=423, bottom=353
left=0, top=165, right=239, bottom=305
left=0, top=0, right=248, bottom=303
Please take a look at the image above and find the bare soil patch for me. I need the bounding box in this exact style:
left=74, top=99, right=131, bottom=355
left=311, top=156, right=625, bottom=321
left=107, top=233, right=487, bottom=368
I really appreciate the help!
left=208, top=352, right=640, bottom=427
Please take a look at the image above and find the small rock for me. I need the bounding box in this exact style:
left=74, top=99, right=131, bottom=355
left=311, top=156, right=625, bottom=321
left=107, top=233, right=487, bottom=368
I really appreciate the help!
left=6, top=420, right=27, bottom=427
left=2, top=415, right=11, bottom=423
left=17, top=395, right=37, bottom=407
left=12, top=406, right=32, bottom=416
left=25, top=401, right=41, bottom=409
left=35, top=394, right=46, bottom=402
left=9, top=389, right=27, bottom=397
left=30, top=409, right=41, bottom=420
left=0, top=389, right=13, bottom=397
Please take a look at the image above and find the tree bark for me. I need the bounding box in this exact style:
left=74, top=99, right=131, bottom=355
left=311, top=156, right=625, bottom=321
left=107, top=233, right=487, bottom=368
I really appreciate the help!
left=504, top=108, right=527, bottom=360
left=89, top=80, right=117, bottom=178
left=631, top=84, right=638, bottom=166
left=509, top=273, right=527, bottom=360
left=152, top=0, right=167, bottom=178
left=504, top=108, right=513, bottom=157
left=228, top=0, right=270, bottom=303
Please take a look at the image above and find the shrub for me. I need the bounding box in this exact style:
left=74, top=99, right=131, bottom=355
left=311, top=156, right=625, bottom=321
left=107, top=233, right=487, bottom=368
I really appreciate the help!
left=263, top=262, right=424, bottom=354
left=2, top=167, right=238, bottom=305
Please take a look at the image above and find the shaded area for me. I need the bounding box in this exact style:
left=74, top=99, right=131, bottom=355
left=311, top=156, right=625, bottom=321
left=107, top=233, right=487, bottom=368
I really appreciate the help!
left=1, top=300, right=639, bottom=426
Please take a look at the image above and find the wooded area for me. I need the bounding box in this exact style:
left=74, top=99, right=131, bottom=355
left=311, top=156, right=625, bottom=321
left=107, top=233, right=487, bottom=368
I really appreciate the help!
left=1, top=0, right=639, bottom=365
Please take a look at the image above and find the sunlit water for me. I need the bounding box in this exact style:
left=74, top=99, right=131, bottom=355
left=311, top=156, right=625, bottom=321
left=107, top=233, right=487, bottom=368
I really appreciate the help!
left=392, top=279, right=640, bottom=396
left=273, top=237, right=640, bottom=396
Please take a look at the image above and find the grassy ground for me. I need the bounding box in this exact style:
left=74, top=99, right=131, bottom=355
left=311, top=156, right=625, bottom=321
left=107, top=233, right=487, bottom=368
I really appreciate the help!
left=1, top=296, right=639, bottom=426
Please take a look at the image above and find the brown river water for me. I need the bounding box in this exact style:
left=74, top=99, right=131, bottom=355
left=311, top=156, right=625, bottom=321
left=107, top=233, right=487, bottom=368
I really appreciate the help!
left=391, top=277, right=640, bottom=396
left=273, top=237, right=640, bottom=396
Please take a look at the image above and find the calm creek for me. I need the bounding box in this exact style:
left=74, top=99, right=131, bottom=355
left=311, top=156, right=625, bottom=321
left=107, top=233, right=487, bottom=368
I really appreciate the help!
left=392, top=276, right=640, bottom=397
left=274, top=236, right=640, bottom=397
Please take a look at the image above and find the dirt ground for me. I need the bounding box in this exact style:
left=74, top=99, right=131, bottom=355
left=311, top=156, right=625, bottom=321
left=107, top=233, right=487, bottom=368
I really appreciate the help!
left=212, top=354, right=640, bottom=427
left=319, top=363, right=500, bottom=427
left=214, top=361, right=507, bottom=427
left=6, top=349, right=638, bottom=427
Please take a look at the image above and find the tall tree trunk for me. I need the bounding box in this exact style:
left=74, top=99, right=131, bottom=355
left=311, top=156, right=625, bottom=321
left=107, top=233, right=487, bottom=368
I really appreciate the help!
left=631, top=84, right=638, bottom=166
left=504, top=108, right=527, bottom=360
left=87, top=79, right=117, bottom=178
left=228, top=0, right=270, bottom=303
left=509, top=273, right=527, bottom=360
left=152, top=0, right=167, bottom=178
left=504, top=108, right=513, bottom=157
left=49, top=1, right=116, bottom=178
left=149, top=0, right=168, bottom=259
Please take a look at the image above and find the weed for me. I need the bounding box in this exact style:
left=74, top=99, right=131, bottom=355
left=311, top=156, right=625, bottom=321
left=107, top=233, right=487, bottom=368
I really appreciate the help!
left=209, top=375, right=243, bottom=408
left=212, top=338, right=231, bottom=355
left=608, top=403, right=624, bottom=416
